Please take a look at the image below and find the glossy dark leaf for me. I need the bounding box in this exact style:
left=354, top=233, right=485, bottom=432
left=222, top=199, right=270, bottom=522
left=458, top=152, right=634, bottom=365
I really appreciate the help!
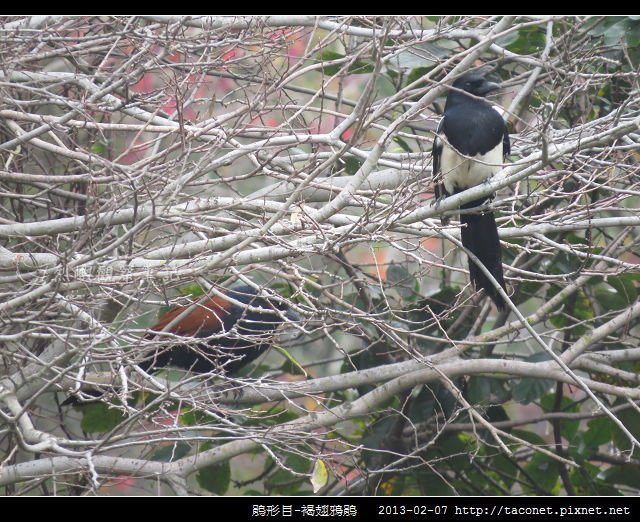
left=343, top=156, right=363, bottom=175
left=197, top=462, right=231, bottom=494
left=580, top=417, right=613, bottom=453
left=599, top=465, right=640, bottom=490
left=152, top=441, right=191, bottom=462
left=522, top=453, right=560, bottom=495
left=512, top=353, right=556, bottom=404
left=318, top=49, right=344, bottom=76
left=540, top=394, right=580, bottom=441
left=80, top=402, right=126, bottom=433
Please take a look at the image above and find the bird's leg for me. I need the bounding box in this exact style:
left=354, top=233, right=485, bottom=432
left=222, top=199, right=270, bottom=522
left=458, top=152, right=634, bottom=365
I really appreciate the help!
left=431, top=182, right=448, bottom=206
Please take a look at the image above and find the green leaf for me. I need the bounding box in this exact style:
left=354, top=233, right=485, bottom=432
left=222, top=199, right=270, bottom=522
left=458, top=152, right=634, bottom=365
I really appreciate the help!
left=611, top=400, right=640, bottom=456
left=385, top=68, right=399, bottom=81
left=343, top=156, right=362, bottom=175
left=318, top=49, right=344, bottom=76
left=90, top=141, right=108, bottom=155
left=152, top=441, right=191, bottom=462
left=580, top=417, right=613, bottom=453
left=267, top=452, right=313, bottom=494
left=375, top=74, right=396, bottom=98
left=496, top=31, right=520, bottom=48
left=80, top=403, right=126, bottom=433
left=512, top=277, right=544, bottom=306
left=522, top=453, right=561, bottom=495
left=274, top=345, right=307, bottom=376
left=549, top=290, right=591, bottom=336
left=500, top=26, right=546, bottom=54
left=593, top=285, right=627, bottom=312
left=271, top=281, right=294, bottom=298
left=242, top=406, right=300, bottom=427
left=512, top=377, right=554, bottom=405
left=466, top=375, right=491, bottom=405
left=512, top=353, right=555, bottom=404
left=513, top=432, right=547, bottom=453
left=441, top=432, right=477, bottom=468
left=466, top=376, right=509, bottom=408
left=585, top=17, right=620, bottom=37
left=179, top=284, right=205, bottom=298
left=348, top=60, right=374, bottom=74
left=405, top=66, right=432, bottom=88
left=626, top=23, right=640, bottom=47
left=415, top=469, right=455, bottom=495
left=540, top=394, right=580, bottom=441
left=409, top=383, right=458, bottom=423
left=393, top=136, right=413, bottom=153
left=362, top=414, right=400, bottom=468
left=599, top=465, right=640, bottom=490
left=492, top=453, right=518, bottom=490
left=603, top=21, right=627, bottom=47
left=179, top=408, right=214, bottom=427
left=539, top=393, right=572, bottom=413
left=606, top=274, right=639, bottom=306
left=318, top=49, right=375, bottom=76
left=569, top=460, right=621, bottom=495
left=390, top=42, right=450, bottom=71
left=197, top=462, right=231, bottom=494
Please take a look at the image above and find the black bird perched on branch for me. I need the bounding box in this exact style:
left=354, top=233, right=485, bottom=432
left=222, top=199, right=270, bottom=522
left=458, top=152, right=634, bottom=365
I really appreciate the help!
left=64, top=286, right=295, bottom=404
left=139, top=285, right=295, bottom=374
left=432, top=72, right=510, bottom=311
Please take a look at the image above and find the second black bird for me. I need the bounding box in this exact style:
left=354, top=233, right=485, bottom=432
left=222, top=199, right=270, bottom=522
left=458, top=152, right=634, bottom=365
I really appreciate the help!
left=64, top=286, right=293, bottom=405
left=139, top=285, right=293, bottom=374
left=432, top=72, right=510, bottom=311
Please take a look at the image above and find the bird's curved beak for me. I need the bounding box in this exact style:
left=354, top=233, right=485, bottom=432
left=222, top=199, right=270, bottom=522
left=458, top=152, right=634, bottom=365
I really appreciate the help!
left=479, top=81, right=501, bottom=96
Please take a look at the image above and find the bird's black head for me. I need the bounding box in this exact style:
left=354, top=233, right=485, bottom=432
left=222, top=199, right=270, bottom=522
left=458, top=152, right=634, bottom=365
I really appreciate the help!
left=225, top=285, right=296, bottom=326
left=451, top=72, right=500, bottom=97
left=226, top=285, right=288, bottom=308
left=220, top=285, right=298, bottom=371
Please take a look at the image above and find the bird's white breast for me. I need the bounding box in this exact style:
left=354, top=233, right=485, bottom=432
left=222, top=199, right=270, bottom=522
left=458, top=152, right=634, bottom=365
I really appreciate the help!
left=440, top=142, right=503, bottom=195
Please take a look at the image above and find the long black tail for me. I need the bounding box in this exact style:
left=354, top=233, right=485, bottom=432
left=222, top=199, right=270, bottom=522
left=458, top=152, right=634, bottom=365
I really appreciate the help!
left=460, top=204, right=507, bottom=311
